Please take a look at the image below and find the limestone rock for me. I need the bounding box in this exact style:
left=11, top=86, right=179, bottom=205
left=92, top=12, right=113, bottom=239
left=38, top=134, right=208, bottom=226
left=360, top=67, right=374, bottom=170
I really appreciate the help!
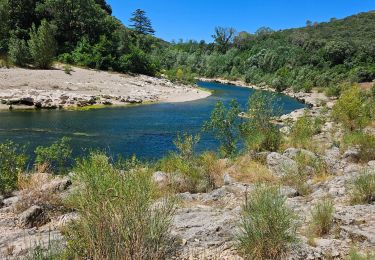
left=17, top=206, right=48, bottom=228
left=267, top=152, right=298, bottom=177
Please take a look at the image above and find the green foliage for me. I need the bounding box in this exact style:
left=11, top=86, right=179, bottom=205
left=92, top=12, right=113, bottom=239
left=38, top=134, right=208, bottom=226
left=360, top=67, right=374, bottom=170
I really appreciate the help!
left=342, top=131, right=375, bottom=162
left=333, top=86, right=373, bottom=131
left=0, top=141, right=27, bottom=195
left=130, top=9, right=155, bottom=35
left=28, top=20, right=57, bottom=69
left=289, top=112, right=322, bottom=149
left=118, top=47, right=157, bottom=75
left=64, top=152, right=176, bottom=259
left=237, top=185, right=298, bottom=259
left=203, top=100, right=241, bottom=157
left=0, top=0, right=9, bottom=54
left=173, top=132, right=200, bottom=161
left=63, top=64, right=73, bottom=75
left=7, top=36, right=29, bottom=67
left=348, top=169, right=375, bottom=205
left=34, top=137, right=72, bottom=174
left=242, top=92, right=281, bottom=152
left=310, top=198, right=334, bottom=236
left=346, top=248, right=375, bottom=260
left=371, top=83, right=375, bottom=97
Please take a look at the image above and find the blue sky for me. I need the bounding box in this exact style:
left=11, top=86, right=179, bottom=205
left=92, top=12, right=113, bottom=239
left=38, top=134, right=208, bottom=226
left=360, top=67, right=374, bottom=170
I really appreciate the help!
left=107, top=0, right=375, bottom=42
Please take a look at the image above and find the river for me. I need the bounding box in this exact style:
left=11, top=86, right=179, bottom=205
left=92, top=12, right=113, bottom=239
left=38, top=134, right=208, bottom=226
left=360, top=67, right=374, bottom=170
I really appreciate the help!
left=0, top=82, right=305, bottom=159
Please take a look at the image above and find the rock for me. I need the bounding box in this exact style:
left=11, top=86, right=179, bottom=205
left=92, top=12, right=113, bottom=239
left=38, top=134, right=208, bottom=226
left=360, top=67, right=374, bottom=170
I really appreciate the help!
left=280, top=186, right=299, bottom=198
left=40, top=177, right=72, bottom=192
left=17, top=206, right=49, bottom=228
left=343, top=164, right=361, bottom=175
left=152, top=171, right=168, bottom=185
left=267, top=152, right=298, bottom=177
left=368, top=161, right=375, bottom=170
left=223, top=173, right=233, bottom=185
left=2, top=196, right=19, bottom=207
left=283, top=148, right=316, bottom=160
left=253, top=151, right=270, bottom=163
left=342, top=148, right=360, bottom=163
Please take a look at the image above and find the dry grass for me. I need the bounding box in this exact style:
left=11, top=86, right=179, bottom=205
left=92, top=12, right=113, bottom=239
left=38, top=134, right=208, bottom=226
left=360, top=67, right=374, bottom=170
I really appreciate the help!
left=228, top=155, right=278, bottom=184
left=15, top=172, right=64, bottom=213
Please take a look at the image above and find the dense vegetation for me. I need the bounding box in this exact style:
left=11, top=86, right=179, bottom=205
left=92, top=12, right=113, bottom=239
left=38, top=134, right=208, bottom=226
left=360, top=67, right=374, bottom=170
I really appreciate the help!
left=154, top=12, right=375, bottom=93
left=1, top=0, right=374, bottom=93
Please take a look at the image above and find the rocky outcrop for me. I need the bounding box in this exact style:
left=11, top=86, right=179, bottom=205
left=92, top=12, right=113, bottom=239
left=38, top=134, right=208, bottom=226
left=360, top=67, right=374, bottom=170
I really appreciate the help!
left=267, top=152, right=298, bottom=177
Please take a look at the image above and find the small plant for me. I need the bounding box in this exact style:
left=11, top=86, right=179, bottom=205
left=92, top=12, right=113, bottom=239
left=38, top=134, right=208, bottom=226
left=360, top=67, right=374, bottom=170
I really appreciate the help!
left=346, top=248, right=375, bottom=260
left=173, top=132, right=200, bottom=161
left=0, top=141, right=27, bottom=195
left=34, top=137, right=72, bottom=174
left=237, top=185, right=298, bottom=259
left=63, top=64, right=73, bottom=75
left=348, top=169, right=375, bottom=204
left=8, top=36, right=29, bottom=67
left=332, top=86, right=372, bottom=131
left=199, top=151, right=225, bottom=191
left=203, top=100, right=241, bottom=157
left=288, top=112, right=322, bottom=150
left=64, top=152, right=176, bottom=259
left=342, top=131, right=375, bottom=162
left=310, top=198, right=334, bottom=236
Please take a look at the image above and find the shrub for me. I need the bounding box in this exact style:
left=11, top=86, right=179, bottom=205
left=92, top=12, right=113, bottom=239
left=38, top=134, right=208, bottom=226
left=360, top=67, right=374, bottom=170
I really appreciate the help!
left=34, top=137, right=72, bottom=174
left=8, top=36, right=29, bottom=67
left=346, top=248, right=374, bottom=260
left=28, top=20, right=57, bottom=69
left=242, top=92, right=281, bottom=152
left=203, top=100, right=241, bottom=157
left=332, top=86, right=372, bottom=131
left=118, top=47, right=157, bottom=76
left=63, top=64, right=73, bottom=75
left=0, top=141, right=27, bottom=195
left=173, top=132, right=200, bottom=161
left=288, top=112, right=322, bottom=150
left=237, top=185, right=298, bottom=259
left=342, top=131, right=375, bottom=162
left=310, top=198, right=334, bottom=236
left=348, top=169, right=375, bottom=204
left=198, top=151, right=225, bottom=191
left=64, top=152, right=176, bottom=259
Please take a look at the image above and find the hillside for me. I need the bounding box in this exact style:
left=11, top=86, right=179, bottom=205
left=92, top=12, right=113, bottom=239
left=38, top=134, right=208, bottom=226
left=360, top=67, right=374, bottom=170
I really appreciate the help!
left=155, top=11, right=375, bottom=94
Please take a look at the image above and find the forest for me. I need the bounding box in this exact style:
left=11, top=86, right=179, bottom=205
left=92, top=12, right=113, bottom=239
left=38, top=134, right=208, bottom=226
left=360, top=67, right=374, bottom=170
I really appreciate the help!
left=1, top=0, right=375, bottom=95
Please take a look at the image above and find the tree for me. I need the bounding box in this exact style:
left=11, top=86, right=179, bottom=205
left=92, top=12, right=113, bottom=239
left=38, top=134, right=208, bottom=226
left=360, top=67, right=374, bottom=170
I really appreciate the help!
left=8, top=36, right=29, bottom=66
left=130, top=9, right=155, bottom=35
left=28, top=19, right=57, bottom=69
left=212, top=26, right=236, bottom=53
left=203, top=100, right=241, bottom=157
left=0, top=0, right=10, bottom=53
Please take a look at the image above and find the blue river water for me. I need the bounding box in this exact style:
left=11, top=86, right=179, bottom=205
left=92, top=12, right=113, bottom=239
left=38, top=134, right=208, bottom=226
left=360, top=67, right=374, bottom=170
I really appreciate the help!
left=0, top=82, right=305, bottom=159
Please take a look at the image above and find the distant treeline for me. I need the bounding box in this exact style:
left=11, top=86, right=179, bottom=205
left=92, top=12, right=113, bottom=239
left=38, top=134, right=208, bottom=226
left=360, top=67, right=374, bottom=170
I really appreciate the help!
left=1, top=1, right=375, bottom=94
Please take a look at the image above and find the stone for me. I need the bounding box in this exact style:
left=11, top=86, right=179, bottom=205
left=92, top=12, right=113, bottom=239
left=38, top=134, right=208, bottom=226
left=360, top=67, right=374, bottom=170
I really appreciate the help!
left=267, top=152, right=298, bottom=177
left=280, top=186, right=299, bottom=198
left=40, top=176, right=72, bottom=192
left=152, top=171, right=168, bottom=184
left=342, top=148, right=360, bottom=163
left=223, top=173, right=233, bottom=185
left=283, top=148, right=316, bottom=160
left=17, top=206, right=49, bottom=228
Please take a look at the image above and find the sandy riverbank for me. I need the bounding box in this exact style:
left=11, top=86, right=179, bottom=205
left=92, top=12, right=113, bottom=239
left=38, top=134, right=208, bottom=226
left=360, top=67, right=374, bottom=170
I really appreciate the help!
left=0, top=66, right=211, bottom=110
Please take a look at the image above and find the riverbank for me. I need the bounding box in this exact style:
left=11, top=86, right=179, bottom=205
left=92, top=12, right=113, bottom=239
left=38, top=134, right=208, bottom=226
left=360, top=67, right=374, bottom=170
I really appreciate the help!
left=0, top=66, right=211, bottom=110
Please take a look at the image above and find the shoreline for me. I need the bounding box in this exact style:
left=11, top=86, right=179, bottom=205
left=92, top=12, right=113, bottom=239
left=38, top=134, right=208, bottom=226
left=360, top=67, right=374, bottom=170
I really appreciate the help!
left=0, top=67, right=211, bottom=111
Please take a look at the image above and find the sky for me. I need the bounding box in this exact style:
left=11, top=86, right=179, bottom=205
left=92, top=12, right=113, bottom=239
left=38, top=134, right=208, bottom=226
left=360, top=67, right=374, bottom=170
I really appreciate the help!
left=107, top=0, right=375, bottom=42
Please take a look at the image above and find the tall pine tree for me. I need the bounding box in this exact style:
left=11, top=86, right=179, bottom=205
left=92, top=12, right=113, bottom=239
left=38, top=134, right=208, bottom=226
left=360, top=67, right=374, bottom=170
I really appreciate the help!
left=129, top=9, right=155, bottom=35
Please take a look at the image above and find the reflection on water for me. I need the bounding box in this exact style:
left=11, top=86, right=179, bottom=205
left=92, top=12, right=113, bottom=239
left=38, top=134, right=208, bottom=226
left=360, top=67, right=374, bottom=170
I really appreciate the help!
left=0, top=82, right=305, bottom=159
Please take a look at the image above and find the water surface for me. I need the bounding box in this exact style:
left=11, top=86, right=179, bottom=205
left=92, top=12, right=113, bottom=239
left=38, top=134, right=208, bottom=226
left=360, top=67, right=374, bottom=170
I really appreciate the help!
left=0, top=82, right=305, bottom=159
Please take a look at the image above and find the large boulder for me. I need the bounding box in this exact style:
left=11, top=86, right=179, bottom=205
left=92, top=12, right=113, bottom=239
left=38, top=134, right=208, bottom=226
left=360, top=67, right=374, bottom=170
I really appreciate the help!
left=342, top=148, right=360, bottom=164
left=267, top=152, right=298, bottom=178
left=283, top=148, right=316, bottom=161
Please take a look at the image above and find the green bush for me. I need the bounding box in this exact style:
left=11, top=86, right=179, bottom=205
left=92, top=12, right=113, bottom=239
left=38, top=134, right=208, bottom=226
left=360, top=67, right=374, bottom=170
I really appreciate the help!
left=118, top=47, right=157, bottom=76
left=237, top=185, right=298, bottom=259
left=203, top=100, right=241, bottom=157
left=289, top=113, right=322, bottom=150
left=310, top=198, right=334, bottom=236
left=0, top=141, right=27, bottom=195
left=8, top=36, right=29, bottom=67
left=64, top=152, right=176, bottom=259
left=332, top=86, right=372, bottom=131
left=348, top=170, right=375, bottom=204
left=28, top=20, right=57, bottom=69
left=242, top=92, right=281, bottom=152
left=342, top=131, right=375, bottom=162
left=34, top=137, right=72, bottom=174
left=346, top=248, right=375, bottom=260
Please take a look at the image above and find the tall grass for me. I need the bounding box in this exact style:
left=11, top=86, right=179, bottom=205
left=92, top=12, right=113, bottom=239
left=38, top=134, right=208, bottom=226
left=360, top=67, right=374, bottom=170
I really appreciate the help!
left=310, top=198, right=334, bottom=236
left=237, top=185, right=298, bottom=259
left=348, top=169, right=375, bottom=205
left=64, top=152, right=176, bottom=259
